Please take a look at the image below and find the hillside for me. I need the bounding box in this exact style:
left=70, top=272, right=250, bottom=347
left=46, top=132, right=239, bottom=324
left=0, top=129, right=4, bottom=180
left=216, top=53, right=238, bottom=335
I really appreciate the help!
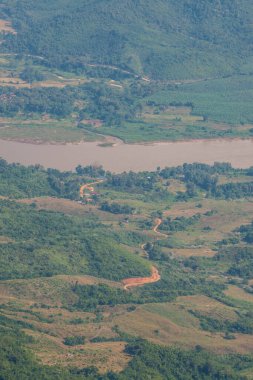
left=2, top=0, right=253, bottom=80
left=1, top=2, right=253, bottom=378
left=1, top=161, right=253, bottom=378
left=0, top=0, right=253, bottom=140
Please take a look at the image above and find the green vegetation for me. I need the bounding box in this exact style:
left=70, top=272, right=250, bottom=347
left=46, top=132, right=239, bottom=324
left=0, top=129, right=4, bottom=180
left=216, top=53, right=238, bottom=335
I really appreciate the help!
left=120, top=341, right=252, bottom=380
left=239, top=221, right=253, bottom=244
left=191, top=310, right=253, bottom=335
left=3, top=0, right=253, bottom=81
left=0, top=158, right=82, bottom=199
left=73, top=284, right=137, bottom=311
left=2, top=316, right=252, bottom=380
left=0, top=0, right=252, bottom=144
left=1, top=161, right=253, bottom=377
left=1, top=0, right=253, bottom=377
left=0, top=199, right=150, bottom=281
left=100, top=201, right=135, bottom=215
left=63, top=335, right=85, bottom=346
left=0, top=86, right=74, bottom=117
left=150, top=75, right=253, bottom=124
left=0, top=55, right=252, bottom=142
left=160, top=214, right=201, bottom=232
left=216, top=247, right=253, bottom=279
left=0, top=318, right=81, bottom=380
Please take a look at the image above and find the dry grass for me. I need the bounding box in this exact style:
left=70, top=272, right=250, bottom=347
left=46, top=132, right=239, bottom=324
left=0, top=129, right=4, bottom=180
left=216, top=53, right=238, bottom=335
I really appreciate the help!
left=0, top=77, right=28, bottom=88
left=27, top=330, right=129, bottom=373
left=0, top=273, right=129, bottom=371
left=18, top=197, right=121, bottom=223
left=164, top=206, right=210, bottom=218
left=19, top=197, right=88, bottom=215
left=225, top=286, right=253, bottom=303
left=171, top=229, right=224, bottom=246
left=113, top=302, right=253, bottom=354
left=0, top=277, right=76, bottom=307
left=0, top=118, right=89, bottom=143
left=199, top=200, right=253, bottom=234
left=178, top=295, right=238, bottom=321
left=56, top=274, right=122, bottom=288
left=169, top=247, right=216, bottom=258
left=0, top=74, right=86, bottom=89
left=164, top=199, right=253, bottom=247
left=2, top=274, right=253, bottom=371
left=143, top=106, right=203, bottom=125
left=0, top=235, right=13, bottom=243
left=0, top=275, right=122, bottom=307
left=31, top=78, right=87, bottom=88
left=2, top=185, right=253, bottom=368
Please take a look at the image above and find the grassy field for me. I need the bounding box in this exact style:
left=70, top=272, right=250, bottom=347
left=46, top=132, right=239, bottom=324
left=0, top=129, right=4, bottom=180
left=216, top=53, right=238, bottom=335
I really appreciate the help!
left=149, top=75, right=253, bottom=125
left=160, top=198, right=253, bottom=249
left=82, top=94, right=253, bottom=143
left=0, top=117, right=100, bottom=143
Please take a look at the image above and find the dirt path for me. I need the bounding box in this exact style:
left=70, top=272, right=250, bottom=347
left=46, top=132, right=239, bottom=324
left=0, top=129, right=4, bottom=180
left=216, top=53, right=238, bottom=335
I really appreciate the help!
left=122, top=266, right=161, bottom=290
left=79, top=180, right=104, bottom=198
left=121, top=218, right=167, bottom=289
left=79, top=181, right=161, bottom=289
left=153, top=218, right=167, bottom=238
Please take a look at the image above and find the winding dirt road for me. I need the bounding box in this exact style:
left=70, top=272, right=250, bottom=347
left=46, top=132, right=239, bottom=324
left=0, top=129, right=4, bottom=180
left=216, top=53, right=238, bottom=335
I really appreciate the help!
left=121, top=218, right=167, bottom=289
left=79, top=180, right=162, bottom=289
left=122, top=266, right=161, bottom=290
left=79, top=180, right=104, bottom=198
left=153, top=217, right=167, bottom=238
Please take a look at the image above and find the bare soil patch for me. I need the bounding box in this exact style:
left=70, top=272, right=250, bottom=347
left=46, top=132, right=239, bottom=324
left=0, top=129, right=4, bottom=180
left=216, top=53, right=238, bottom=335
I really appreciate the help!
left=0, top=20, right=16, bottom=34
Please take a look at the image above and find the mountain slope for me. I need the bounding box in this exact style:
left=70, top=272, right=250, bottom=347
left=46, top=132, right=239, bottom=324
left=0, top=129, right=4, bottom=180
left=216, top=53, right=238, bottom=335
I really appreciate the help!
left=2, top=0, right=253, bottom=79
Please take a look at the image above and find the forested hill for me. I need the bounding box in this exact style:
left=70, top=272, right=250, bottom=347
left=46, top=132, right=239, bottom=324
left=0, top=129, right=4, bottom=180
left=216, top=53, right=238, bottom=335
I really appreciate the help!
left=2, top=0, right=253, bottom=80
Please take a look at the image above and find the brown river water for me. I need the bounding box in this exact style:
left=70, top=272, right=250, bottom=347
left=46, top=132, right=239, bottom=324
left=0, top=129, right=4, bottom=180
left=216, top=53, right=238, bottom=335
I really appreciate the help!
left=1, top=138, right=253, bottom=172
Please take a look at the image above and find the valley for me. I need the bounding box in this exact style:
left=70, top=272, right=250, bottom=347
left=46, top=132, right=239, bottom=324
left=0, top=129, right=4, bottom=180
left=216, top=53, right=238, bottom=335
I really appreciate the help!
left=1, top=1, right=253, bottom=379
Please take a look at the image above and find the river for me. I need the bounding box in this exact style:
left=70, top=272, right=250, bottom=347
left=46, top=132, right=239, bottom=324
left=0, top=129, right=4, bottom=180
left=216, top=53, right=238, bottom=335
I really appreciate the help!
left=1, top=138, right=253, bottom=172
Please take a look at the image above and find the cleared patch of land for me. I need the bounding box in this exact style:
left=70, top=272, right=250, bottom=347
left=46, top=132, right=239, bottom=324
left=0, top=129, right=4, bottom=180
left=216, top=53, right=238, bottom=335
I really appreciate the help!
left=165, top=199, right=253, bottom=247
left=29, top=334, right=129, bottom=373
left=0, top=19, right=16, bottom=34
left=168, top=247, right=216, bottom=258
left=113, top=299, right=253, bottom=354
left=225, top=285, right=253, bottom=303
left=0, top=117, right=99, bottom=143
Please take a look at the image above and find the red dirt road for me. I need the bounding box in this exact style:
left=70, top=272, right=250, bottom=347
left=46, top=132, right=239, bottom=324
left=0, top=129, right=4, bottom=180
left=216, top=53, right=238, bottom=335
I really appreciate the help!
left=79, top=180, right=104, bottom=198
left=121, top=218, right=165, bottom=289
left=122, top=266, right=161, bottom=290
left=79, top=181, right=161, bottom=290
left=153, top=218, right=167, bottom=237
